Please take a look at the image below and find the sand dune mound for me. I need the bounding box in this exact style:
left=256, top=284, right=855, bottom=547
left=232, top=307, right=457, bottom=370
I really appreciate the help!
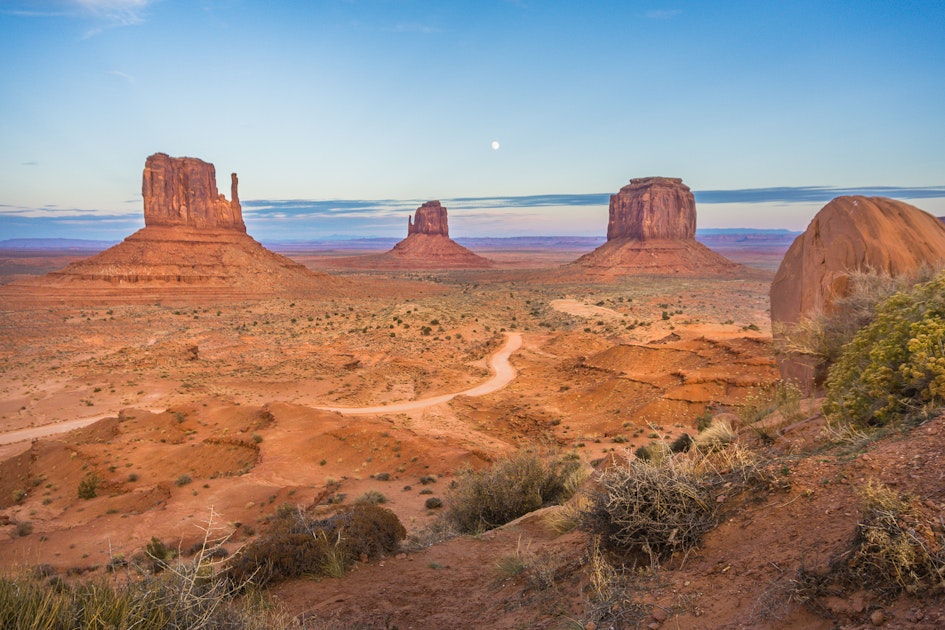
left=570, top=177, right=740, bottom=276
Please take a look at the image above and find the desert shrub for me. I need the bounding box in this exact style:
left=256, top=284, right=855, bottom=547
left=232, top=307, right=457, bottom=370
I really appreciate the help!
left=775, top=269, right=929, bottom=383
left=355, top=490, right=387, bottom=505
left=583, top=456, right=716, bottom=560
left=145, top=537, right=173, bottom=573
left=847, top=481, right=945, bottom=595
left=0, top=551, right=282, bottom=629
left=444, top=449, right=584, bottom=534
left=693, top=419, right=735, bottom=452
left=669, top=433, right=693, bottom=453
left=175, top=474, right=193, bottom=487
left=226, top=503, right=405, bottom=587
left=15, top=521, right=33, bottom=537
left=424, top=497, right=442, bottom=509
left=824, top=271, right=945, bottom=428
left=798, top=481, right=945, bottom=599
left=77, top=475, right=99, bottom=500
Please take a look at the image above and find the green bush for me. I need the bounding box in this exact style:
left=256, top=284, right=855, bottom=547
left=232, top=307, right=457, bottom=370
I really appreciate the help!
left=444, top=450, right=583, bottom=534
left=824, top=271, right=945, bottom=428
left=77, top=475, right=99, bottom=500
left=226, top=503, right=405, bottom=587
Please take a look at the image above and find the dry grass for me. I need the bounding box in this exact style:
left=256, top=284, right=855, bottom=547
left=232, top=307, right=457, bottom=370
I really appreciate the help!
left=584, top=454, right=715, bottom=562
left=796, top=480, right=945, bottom=602
left=444, top=449, right=584, bottom=534
left=849, top=481, right=945, bottom=595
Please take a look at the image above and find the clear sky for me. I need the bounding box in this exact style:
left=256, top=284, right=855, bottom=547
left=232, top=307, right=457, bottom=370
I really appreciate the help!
left=1, top=0, right=944, bottom=241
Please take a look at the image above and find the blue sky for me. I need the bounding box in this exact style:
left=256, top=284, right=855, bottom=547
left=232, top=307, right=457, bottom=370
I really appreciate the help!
left=1, top=1, right=944, bottom=240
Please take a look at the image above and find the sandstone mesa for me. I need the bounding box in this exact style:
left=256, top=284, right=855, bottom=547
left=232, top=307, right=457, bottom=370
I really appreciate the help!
left=6, top=153, right=337, bottom=301
left=572, top=176, right=740, bottom=276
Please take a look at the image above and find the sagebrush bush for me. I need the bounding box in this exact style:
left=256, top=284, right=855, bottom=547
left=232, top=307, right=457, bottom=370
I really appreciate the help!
left=584, top=456, right=715, bottom=560
left=444, top=450, right=584, bottom=534
left=824, top=270, right=945, bottom=428
left=77, top=475, right=99, bottom=500
left=226, top=503, right=405, bottom=587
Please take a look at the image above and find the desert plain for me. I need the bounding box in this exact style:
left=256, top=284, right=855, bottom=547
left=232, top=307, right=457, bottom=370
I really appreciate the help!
left=1, top=235, right=944, bottom=629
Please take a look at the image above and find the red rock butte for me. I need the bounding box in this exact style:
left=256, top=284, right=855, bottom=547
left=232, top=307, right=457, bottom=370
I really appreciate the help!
left=338, top=201, right=493, bottom=270
left=7, top=153, right=339, bottom=302
left=770, top=195, right=945, bottom=384
left=572, top=177, right=739, bottom=276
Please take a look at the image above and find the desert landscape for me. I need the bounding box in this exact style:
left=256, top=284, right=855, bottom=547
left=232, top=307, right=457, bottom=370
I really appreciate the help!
left=2, top=151, right=945, bottom=629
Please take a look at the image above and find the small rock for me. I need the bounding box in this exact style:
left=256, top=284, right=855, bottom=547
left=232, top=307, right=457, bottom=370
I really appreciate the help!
left=870, top=609, right=886, bottom=626
left=652, top=607, right=668, bottom=622
left=396, top=553, right=407, bottom=560
left=585, top=623, right=596, bottom=630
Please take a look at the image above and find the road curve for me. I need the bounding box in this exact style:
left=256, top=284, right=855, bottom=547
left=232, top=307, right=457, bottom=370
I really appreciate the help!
left=0, top=408, right=166, bottom=446
left=317, top=332, right=523, bottom=416
left=0, top=334, right=524, bottom=444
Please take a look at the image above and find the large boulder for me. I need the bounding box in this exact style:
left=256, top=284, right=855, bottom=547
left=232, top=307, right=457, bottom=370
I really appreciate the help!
left=771, top=196, right=945, bottom=327
left=143, top=153, right=245, bottom=231
left=770, top=195, right=945, bottom=385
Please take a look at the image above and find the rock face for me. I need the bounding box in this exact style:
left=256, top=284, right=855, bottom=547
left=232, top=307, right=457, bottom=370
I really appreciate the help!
left=24, top=153, right=338, bottom=299
left=572, top=176, right=738, bottom=276
left=607, top=177, right=696, bottom=241
left=143, top=153, right=245, bottom=231
left=770, top=195, right=945, bottom=385
left=771, top=196, right=945, bottom=327
left=407, top=201, right=449, bottom=237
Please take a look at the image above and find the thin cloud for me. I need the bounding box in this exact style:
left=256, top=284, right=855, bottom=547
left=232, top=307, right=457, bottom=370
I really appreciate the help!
left=107, top=69, right=136, bottom=84
left=75, top=0, right=153, bottom=25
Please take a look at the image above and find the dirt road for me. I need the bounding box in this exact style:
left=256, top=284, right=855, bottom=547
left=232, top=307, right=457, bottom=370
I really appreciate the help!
left=317, top=332, right=523, bottom=415
left=0, top=333, right=524, bottom=443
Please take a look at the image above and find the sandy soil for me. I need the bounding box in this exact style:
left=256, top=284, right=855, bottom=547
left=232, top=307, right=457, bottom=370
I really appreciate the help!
left=1, top=243, right=943, bottom=628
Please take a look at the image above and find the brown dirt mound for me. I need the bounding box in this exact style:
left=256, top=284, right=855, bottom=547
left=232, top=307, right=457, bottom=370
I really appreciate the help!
left=567, top=238, right=742, bottom=277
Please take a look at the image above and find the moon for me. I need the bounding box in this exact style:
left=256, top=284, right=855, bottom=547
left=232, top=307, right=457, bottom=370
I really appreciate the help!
left=491, top=140, right=500, bottom=150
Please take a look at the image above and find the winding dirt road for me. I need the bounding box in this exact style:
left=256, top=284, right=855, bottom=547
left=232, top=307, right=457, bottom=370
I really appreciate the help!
left=317, top=332, right=523, bottom=415
left=0, top=333, right=524, bottom=444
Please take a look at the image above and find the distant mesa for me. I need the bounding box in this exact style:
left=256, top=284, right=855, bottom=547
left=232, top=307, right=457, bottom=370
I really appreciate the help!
left=571, top=177, right=739, bottom=276
left=770, top=195, right=945, bottom=385
left=332, top=201, right=493, bottom=270
left=10, top=153, right=338, bottom=300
